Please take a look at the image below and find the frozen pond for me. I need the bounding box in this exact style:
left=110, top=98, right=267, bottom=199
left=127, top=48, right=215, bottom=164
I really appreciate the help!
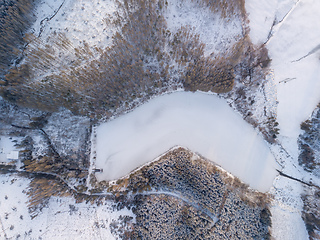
left=94, top=92, right=278, bottom=192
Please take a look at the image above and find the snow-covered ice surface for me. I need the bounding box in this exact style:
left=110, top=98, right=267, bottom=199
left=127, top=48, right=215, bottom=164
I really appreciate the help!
left=0, top=174, right=133, bottom=239
left=94, top=92, right=278, bottom=192
left=246, top=0, right=320, bottom=239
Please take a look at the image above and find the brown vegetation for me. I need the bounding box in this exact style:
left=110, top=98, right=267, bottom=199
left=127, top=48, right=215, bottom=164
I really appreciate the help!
left=27, top=177, right=71, bottom=215
left=190, top=0, right=246, bottom=19
left=0, top=0, right=36, bottom=79
left=0, top=0, right=270, bottom=120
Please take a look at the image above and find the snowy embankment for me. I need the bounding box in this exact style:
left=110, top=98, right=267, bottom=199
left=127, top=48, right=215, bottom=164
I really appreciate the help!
left=94, top=92, right=278, bottom=193
left=246, top=0, right=320, bottom=239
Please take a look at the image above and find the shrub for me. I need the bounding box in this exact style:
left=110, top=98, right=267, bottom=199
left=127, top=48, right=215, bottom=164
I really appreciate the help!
left=1, top=0, right=267, bottom=121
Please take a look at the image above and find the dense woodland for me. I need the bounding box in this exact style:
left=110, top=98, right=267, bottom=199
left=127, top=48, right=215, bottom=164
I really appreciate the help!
left=0, top=0, right=270, bottom=119
left=110, top=148, right=271, bottom=239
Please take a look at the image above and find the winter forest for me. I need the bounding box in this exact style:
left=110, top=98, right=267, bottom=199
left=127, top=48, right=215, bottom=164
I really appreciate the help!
left=0, top=0, right=320, bottom=239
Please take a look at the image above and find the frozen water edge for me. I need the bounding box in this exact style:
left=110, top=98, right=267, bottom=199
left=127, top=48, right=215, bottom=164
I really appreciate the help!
left=94, top=92, right=278, bottom=193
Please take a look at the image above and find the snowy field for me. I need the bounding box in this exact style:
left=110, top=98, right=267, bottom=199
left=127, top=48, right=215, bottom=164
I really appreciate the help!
left=94, top=92, right=278, bottom=192
left=0, top=136, right=20, bottom=163
left=268, top=0, right=320, bottom=145
left=0, top=174, right=133, bottom=240
left=246, top=0, right=320, bottom=239
left=247, top=0, right=320, bottom=144
left=164, top=0, right=243, bottom=56
left=32, top=0, right=116, bottom=47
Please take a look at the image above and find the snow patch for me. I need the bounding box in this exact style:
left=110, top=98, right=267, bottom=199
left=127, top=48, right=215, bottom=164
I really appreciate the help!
left=164, top=0, right=243, bottom=55
left=0, top=137, right=20, bottom=163
left=245, top=0, right=277, bottom=45
left=32, top=0, right=116, bottom=48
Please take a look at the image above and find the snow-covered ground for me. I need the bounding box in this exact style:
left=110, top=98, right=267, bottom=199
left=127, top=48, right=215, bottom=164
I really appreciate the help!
left=94, top=92, right=278, bottom=192
left=0, top=137, right=20, bottom=163
left=269, top=0, right=320, bottom=144
left=1, top=0, right=319, bottom=238
left=0, top=174, right=134, bottom=240
left=164, top=0, right=243, bottom=56
left=42, top=110, right=90, bottom=158
left=246, top=0, right=320, bottom=239
left=32, top=0, right=116, bottom=48
left=245, top=0, right=277, bottom=45
left=247, top=0, right=320, bottom=143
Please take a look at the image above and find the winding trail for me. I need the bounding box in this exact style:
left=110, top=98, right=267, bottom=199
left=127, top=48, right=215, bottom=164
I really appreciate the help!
left=38, top=0, right=67, bottom=37
left=138, top=191, right=219, bottom=224
left=1, top=168, right=218, bottom=224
